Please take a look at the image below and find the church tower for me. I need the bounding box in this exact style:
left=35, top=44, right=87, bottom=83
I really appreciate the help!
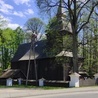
left=46, top=0, right=72, bottom=56
left=56, top=0, right=72, bottom=35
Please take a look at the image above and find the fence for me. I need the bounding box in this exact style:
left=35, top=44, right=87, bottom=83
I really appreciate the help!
left=79, top=78, right=96, bottom=87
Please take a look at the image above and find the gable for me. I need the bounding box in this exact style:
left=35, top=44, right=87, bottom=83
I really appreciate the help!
left=11, top=40, right=47, bottom=62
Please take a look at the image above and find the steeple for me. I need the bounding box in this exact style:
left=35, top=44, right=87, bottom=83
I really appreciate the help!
left=56, top=0, right=66, bottom=20
left=56, top=0, right=72, bottom=34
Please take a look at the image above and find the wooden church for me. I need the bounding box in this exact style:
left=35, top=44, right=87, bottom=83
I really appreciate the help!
left=11, top=0, right=83, bottom=81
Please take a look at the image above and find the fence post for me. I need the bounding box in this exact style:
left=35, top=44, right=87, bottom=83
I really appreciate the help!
left=6, top=78, right=13, bottom=86
left=94, top=73, right=98, bottom=85
left=69, top=72, right=80, bottom=87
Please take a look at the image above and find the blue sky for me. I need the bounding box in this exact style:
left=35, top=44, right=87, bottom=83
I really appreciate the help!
left=0, top=0, right=40, bottom=29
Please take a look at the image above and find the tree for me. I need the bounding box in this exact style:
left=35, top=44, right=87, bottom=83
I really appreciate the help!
left=80, top=16, right=98, bottom=75
left=46, top=16, right=72, bottom=56
left=36, top=0, right=98, bottom=73
left=0, top=28, right=15, bottom=69
left=24, top=17, right=45, bottom=34
left=46, top=17, right=63, bottom=56
left=0, top=16, right=24, bottom=71
left=14, top=27, right=24, bottom=49
left=0, top=16, right=7, bottom=29
left=0, top=27, right=24, bottom=70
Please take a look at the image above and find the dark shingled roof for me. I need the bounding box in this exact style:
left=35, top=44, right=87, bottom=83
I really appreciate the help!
left=11, top=40, right=47, bottom=62
left=11, top=40, right=83, bottom=62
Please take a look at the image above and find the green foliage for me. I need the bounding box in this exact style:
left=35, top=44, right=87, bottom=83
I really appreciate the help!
left=0, top=28, right=14, bottom=69
left=45, top=17, right=63, bottom=56
left=0, top=27, right=24, bottom=70
left=14, top=27, right=24, bottom=49
left=0, top=16, right=25, bottom=70
left=0, top=84, right=65, bottom=89
left=45, top=17, right=72, bottom=65
left=63, top=35, right=72, bottom=51
left=79, top=17, right=98, bottom=75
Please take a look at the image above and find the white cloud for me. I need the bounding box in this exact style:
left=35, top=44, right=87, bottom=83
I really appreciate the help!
left=0, top=15, right=12, bottom=23
left=0, top=15, right=21, bottom=30
left=0, top=0, right=34, bottom=17
left=7, top=23, right=20, bottom=30
left=5, top=17, right=12, bottom=23
left=13, top=9, right=34, bottom=17
left=25, top=9, right=34, bottom=15
left=0, top=0, right=13, bottom=14
left=14, top=0, right=30, bottom=6
left=13, top=11, right=25, bottom=17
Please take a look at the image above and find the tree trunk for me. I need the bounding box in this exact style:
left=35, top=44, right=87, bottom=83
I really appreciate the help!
left=63, top=63, right=69, bottom=81
left=72, top=0, right=78, bottom=73
left=72, top=31, right=78, bottom=73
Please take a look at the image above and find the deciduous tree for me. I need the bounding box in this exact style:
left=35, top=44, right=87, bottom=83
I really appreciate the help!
left=36, top=0, right=98, bottom=73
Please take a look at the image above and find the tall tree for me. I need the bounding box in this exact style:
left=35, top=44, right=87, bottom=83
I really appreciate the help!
left=80, top=17, right=98, bottom=75
left=0, top=27, right=24, bottom=70
left=24, top=17, right=44, bottom=34
left=0, top=28, right=15, bottom=69
left=14, top=27, right=24, bottom=49
left=36, top=0, right=98, bottom=73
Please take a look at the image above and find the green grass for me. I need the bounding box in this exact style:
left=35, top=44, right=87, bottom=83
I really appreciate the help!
left=37, top=86, right=65, bottom=90
left=0, top=85, right=65, bottom=90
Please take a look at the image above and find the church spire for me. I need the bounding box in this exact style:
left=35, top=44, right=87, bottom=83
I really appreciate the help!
left=56, top=0, right=72, bottom=34
left=56, top=0, right=66, bottom=19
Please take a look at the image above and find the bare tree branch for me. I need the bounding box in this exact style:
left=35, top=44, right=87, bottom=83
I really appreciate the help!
left=77, top=0, right=90, bottom=21
left=77, top=2, right=98, bottom=33
left=67, top=0, right=74, bottom=25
